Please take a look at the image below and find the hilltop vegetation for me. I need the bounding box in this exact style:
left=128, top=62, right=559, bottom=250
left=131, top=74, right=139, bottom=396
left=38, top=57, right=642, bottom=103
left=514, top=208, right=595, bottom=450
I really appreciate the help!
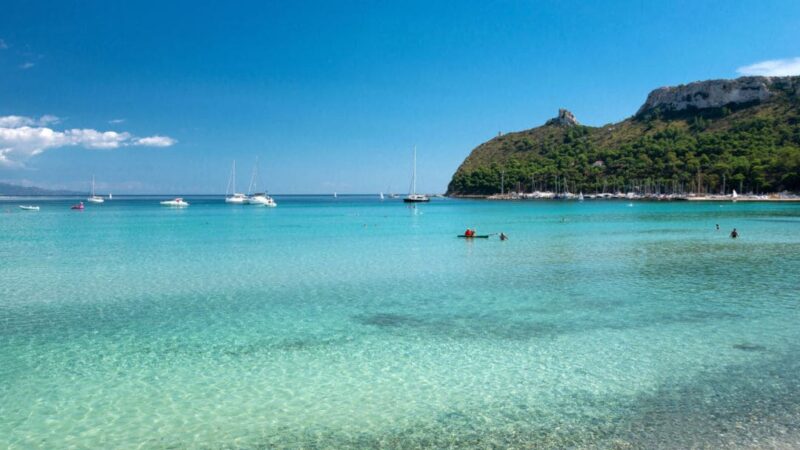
left=447, top=76, right=800, bottom=195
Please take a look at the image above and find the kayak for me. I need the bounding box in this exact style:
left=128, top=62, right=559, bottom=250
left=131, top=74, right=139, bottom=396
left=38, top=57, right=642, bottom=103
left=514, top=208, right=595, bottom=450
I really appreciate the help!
left=458, top=235, right=490, bottom=238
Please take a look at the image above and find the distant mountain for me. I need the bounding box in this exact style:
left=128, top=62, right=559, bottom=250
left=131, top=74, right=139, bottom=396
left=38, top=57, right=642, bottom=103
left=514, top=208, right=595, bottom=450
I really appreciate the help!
left=447, top=76, right=800, bottom=196
left=0, top=182, right=83, bottom=196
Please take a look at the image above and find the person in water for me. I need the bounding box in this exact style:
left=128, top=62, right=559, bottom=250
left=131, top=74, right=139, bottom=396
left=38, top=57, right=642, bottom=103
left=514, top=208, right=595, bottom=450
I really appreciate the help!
left=730, top=228, right=738, bottom=239
left=716, top=224, right=720, bottom=230
left=499, top=232, right=508, bottom=241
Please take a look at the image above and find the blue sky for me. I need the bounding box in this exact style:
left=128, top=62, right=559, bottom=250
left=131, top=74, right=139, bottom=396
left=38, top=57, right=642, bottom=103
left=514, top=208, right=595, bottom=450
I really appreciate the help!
left=1, top=0, right=799, bottom=194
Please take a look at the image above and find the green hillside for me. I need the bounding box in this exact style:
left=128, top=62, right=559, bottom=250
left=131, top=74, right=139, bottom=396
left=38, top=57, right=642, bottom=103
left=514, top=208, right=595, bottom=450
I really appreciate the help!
left=446, top=76, right=800, bottom=196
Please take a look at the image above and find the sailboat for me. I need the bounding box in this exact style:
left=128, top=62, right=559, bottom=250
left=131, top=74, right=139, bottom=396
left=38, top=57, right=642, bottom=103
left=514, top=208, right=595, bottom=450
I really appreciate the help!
left=108, top=193, right=112, bottom=200
left=246, top=157, right=277, bottom=207
left=379, top=192, right=384, bottom=200
left=87, top=176, right=104, bottom=203
left=732, top=189, right=738, bottom=202
left=225, top=160, right=247, bottom=203
left=404, top=146, right=429, bottom=203
left=333, top=192, right=338, bottom=199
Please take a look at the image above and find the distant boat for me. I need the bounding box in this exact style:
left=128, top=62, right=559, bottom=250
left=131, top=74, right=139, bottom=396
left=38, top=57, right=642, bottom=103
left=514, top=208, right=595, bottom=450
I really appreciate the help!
left=87, top=176, right=104, bottom=203
left=379, top=192, right=384, bottom=200
left=333, top=192, right=338, bottom=199
left=246, top=157, right=277, bottom=207
left=71, top=202, right=84, bottom=210
left=18, top=205, right=39, bottom=211
left=160, top=198, right=189, bottom=207
left=108, top=193, right=112, bottom=200
left=225, top=160, right=247, bottom=204
left=578, top=192, right=584, bottom=201
left=404, top=146, right=430, bottom=203
left=732, top=189, right=738, bottom=201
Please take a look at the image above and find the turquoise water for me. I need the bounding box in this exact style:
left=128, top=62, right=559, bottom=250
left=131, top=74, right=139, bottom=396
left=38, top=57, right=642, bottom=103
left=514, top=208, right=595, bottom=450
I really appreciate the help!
left=2, top=197, right=800, bottom=448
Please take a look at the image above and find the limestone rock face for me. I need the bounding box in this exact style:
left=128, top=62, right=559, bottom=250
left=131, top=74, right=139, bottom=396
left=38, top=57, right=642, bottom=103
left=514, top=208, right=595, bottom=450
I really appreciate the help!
left=545, top=109, right=579, bottom=126
left=636, top=76, right=781, bottom=116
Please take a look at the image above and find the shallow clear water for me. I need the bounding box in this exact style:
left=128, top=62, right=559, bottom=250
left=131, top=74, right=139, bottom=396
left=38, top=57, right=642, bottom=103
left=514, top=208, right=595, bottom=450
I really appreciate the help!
left=2, top=197, right=799, bottom=448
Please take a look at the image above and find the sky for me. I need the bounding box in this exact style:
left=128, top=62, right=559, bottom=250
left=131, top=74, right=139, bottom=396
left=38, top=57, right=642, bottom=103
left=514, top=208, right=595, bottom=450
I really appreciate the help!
left=1, top=0, right=799, bottom=194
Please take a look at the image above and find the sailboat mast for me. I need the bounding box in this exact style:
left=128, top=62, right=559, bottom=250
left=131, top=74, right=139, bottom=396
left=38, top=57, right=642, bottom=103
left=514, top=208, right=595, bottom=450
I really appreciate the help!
left=412, top=145, right=417, bottom=195
left=91, top=175, right=95, bottom=196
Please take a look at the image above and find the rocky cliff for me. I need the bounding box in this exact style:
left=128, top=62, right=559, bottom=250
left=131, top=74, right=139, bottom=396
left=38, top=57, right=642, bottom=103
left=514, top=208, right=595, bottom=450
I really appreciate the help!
left=636, top=76, right=800, bottom=116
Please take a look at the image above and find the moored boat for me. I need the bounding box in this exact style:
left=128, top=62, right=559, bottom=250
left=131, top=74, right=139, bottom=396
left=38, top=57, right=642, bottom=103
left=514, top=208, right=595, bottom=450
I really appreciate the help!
left=245, top=157, right=277, bottom=207
left=18, top=205, right=40, bottom=211
left=248, top=193, right=277, bottom=207
left=87, top=176, right=104, bottom=203
left=160, top=198, right=189, bottom=207
left=403, top=146, right=430, bottom=203
left=225, top=160, right=247, bottom=203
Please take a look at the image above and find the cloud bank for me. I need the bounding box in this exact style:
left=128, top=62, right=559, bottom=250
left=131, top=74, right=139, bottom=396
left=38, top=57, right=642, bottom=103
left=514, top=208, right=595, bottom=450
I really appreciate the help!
left=736, top=57, right=800, bottom=77
left=0, top=115, right=177, bottom=167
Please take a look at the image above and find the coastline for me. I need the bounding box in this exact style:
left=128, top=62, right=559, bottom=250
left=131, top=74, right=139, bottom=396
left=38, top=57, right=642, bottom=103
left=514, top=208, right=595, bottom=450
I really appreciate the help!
left=450, top=192, right=800, bottom=202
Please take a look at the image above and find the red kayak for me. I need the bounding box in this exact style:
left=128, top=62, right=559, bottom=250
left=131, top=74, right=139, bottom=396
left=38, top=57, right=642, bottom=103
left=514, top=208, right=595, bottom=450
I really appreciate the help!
left=71, top=202, right=84, bottom=210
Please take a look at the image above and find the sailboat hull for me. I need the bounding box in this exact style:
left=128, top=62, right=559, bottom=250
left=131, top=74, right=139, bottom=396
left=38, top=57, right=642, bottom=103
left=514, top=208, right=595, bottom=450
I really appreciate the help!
left=403, top=197, right=430, bottom=203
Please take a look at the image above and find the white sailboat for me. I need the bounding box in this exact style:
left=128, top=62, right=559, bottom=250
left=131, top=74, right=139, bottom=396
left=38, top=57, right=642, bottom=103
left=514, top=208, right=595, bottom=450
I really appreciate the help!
left=732, top=189, right=738, bottom=202
left=87, top=176, right=104, bottom=203
left=379, top=192, right=384, bottom=200
left=333, top=192, right=338, bottom=199
left=246, top=157, right=277, bottom=207
left=108, top=193, right=112, bottom=200
left=404, top=146, right=429, bottom=203
left=225, top=160, right=247, bottom=203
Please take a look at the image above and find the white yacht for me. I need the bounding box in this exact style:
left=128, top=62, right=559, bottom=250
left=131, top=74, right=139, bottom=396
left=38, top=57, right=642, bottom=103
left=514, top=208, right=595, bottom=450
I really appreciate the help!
left=160, top=198, right=189, bottom=207
left=87, top=176, right=104, bottom=203
left=245, top=157, right=277, bottom=207
left=248, top=193, right=277, bottom=207
left=18, top=205, right=40, bottom=211
left=403, top=146, right=429, bottom=203
left=225, top=160, right=247, bottom=204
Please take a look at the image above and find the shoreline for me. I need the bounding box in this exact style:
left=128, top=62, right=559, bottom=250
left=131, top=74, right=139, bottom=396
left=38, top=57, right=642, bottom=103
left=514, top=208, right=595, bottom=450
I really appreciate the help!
left=450, top=192, right=800, bottom=202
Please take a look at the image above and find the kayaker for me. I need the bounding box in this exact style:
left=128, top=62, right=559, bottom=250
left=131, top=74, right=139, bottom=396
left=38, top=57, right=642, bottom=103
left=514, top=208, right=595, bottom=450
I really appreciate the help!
left=464, top=228, right=474, bottom=237
left=499, top=232, right=508, bottom=241
left=730, top=228, right=738, bottom=239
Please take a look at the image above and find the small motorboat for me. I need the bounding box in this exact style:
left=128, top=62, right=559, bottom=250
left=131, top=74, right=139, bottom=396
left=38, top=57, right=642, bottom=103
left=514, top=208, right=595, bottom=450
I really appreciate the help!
left=160, top=198, right=189, bottom=207
left=71, top=202, right=85, bottom=210
left=18, top=205, right=40, bottom=211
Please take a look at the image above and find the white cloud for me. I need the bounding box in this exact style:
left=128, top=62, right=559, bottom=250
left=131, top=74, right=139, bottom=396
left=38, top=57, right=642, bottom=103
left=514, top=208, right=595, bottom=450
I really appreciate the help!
left=736, top=57, right=800, bottom=76
left=0, top=115, right=59, bottom=128
left=0, top=114, right=177, bottom=167
left=19, top=62, right=35, bottom=70
left=134, top=135, right=176, bottom=147
left=108, top=118, right=126, bottom=124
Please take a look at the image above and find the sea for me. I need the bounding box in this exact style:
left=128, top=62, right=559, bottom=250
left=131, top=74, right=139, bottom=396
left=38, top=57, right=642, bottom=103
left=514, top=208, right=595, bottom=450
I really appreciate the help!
left=1, top=196, right=799, bottom=449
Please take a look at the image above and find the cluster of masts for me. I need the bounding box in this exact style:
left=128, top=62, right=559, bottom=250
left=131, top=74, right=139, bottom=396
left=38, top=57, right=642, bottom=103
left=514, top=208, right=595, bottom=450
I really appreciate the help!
left=224, top=159, right=277, bottom=207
